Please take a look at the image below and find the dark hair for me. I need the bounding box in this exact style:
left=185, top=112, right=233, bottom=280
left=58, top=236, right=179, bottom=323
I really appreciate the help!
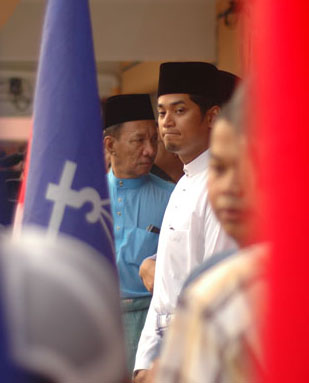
left=217, top=84, right=245, bottom=135
left=189, top=94, right=217, bottom=118
left=215, top=82, right=259, bottom=174
left=103, top=123, right=123, bottom=139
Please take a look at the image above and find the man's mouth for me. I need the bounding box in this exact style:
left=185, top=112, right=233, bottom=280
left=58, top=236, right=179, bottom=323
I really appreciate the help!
left=218, top=208, right=243, bottom=221
left=163, top=130, right=180, bottom=137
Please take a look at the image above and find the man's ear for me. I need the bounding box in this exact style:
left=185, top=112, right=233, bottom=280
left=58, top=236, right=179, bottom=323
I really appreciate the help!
left=206, top=105, right=220, bottom=127
left=104, top=135, right=116, bottom=155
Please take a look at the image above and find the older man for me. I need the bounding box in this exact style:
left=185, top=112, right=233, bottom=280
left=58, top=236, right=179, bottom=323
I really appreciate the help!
left=103, top=94, right=174, bottom=373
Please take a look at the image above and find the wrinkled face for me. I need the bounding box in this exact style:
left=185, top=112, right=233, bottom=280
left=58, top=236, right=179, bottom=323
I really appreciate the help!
left=157, top=94, right=214, bottom=164
left=208, top=118, right=255, bottom=246
left=107, top=120, right=158, bottom=178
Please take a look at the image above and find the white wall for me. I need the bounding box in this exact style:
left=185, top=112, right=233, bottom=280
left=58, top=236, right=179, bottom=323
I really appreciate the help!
left=0, top=0, right=217, bottom=131
left=90, top=0, right=216, bottom=62
left=0, top=0, right=216, bottom=62
left=0, top=70, right=119, bottom=117
left=0, top=70, right=35, bottom=117
left=0, top=117, right=31, bottom=141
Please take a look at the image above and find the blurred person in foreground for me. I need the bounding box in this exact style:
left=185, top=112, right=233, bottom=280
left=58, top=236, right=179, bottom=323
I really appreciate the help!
left=103, top=94, right=174, bottom=374
left=134, top=63, right=238, bottom=382
left=155, top=84, right=268, bottom=383
left=0, top=227, right=127, bottom=383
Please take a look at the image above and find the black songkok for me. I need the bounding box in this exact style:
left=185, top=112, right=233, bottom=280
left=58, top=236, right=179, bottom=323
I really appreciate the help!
left=104, top=94, right=155, bottom=129
left=157, top=62, right=219, bottom=100
left=216, top=70, right=240, bottom=106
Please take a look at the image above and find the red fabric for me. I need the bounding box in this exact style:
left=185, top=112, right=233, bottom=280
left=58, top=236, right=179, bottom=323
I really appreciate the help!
left=14, top=129, right=32, bottom=227
left=20, top=130, right=32, bottom=204
left=250, top=2, right=309, bottom=382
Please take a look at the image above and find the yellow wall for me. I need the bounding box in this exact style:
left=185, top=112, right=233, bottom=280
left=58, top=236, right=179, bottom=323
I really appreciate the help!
left=121, top=62, right=162, bottom=94
left=216, top=0, right=242, bottom=75
left=0, top=0, right=20, bottom=29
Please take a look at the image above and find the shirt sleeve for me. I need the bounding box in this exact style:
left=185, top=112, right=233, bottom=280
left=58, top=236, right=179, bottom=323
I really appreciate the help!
left=134, top=296, right=161, bottom=371
left=145, top=253, right=157, bottom=261
left=203, top=205, right=237, bottom=261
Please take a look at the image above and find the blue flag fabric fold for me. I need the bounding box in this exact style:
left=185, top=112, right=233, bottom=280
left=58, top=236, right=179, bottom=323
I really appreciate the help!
left=22, top=0, right=115, bottom=265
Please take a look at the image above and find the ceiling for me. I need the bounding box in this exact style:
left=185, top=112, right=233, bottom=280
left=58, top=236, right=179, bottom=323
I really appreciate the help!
left=0, top=0, right=217, bottom=116
left=1, top=0, right=216, bottom=63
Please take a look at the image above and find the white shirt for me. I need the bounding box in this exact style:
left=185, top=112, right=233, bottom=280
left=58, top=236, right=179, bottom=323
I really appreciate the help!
left=134, top=150, right=237, bottom=371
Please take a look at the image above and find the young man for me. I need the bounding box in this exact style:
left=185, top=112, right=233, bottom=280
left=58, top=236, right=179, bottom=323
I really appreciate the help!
left=103, top=94, right=174, bottom=374
left=134, top=63, right=238, bottom=382
left=155, top=85, right=268, bottom=383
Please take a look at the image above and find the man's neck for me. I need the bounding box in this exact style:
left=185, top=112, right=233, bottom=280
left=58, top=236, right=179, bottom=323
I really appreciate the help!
left=111, top=167, right=147, bottom=179
left=179, top=147, right=208, bottom=165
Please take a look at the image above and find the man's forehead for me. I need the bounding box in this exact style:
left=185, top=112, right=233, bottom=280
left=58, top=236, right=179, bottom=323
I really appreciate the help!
left=212, top=119, right=238, bottom=142
left=157, top=93, right=190, bottom=107
left=211, top=121, right=242, bottom=157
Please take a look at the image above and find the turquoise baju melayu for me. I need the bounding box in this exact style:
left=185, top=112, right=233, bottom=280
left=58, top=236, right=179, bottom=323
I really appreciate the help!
left=107, top=170, right=174, bottom=373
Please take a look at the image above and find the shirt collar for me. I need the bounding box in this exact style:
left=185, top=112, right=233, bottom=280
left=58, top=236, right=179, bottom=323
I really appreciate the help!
left=183, top=150, right=210, bottom=177
left=108, top=169, right=147, bottom=189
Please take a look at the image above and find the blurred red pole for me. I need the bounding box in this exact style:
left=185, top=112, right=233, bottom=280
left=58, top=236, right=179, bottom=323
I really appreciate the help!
left=249, top=1, right=309, bottom=382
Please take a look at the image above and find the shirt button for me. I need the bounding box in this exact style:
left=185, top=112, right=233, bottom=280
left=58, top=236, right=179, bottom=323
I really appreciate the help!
left=118, top=197, right=122, bottom=202
left=119, top=181, right=123, bottom=187
left=117, top=211, right=121, bottom=216
left=116, top=225, right=121, bottom=231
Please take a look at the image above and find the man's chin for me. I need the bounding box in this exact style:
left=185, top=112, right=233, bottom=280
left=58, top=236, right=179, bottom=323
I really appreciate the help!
left=136, top=163, right=153, bottom=175
left=163, top=141, right=179, bottom=154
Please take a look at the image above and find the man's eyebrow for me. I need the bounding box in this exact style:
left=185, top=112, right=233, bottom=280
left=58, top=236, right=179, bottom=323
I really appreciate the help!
left=157, top=100, right=186, bottom=108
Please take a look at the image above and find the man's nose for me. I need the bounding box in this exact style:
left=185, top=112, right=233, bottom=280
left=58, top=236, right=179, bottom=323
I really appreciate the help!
left=143, top=140, right=157, bottom=158
left=223, top=170, right=243, bottom=196
left=162, top=111, right=174, bottom=128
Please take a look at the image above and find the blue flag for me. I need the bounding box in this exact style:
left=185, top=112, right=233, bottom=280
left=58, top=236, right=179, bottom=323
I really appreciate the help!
left=22, top=0, right=115, bottom=265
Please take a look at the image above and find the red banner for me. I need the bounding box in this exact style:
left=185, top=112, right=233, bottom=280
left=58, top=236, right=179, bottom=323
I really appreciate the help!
left=250, top=2, right=309, bottom=382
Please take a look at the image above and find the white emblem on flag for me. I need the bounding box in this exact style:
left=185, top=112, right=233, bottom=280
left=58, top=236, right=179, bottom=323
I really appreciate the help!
left=45, top=160, right=113, bottom=247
